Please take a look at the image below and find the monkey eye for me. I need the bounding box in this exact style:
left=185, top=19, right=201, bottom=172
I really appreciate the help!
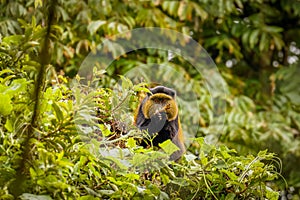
left=152, top=97, right=164, bottom=103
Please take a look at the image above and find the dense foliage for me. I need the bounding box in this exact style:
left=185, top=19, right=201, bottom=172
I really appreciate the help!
left=1, top=0, right=300, bottom=199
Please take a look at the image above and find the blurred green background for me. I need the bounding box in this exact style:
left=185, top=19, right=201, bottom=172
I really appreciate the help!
left=1, top=0, right=300, bottom=199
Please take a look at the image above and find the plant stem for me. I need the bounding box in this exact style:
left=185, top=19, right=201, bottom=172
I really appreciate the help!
left=10, top=1, right=56, bottom=197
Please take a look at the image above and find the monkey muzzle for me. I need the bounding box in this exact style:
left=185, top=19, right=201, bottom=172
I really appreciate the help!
left=145, top=103, right=168, bottom=135
left=148, top=103, right=166, bottom=119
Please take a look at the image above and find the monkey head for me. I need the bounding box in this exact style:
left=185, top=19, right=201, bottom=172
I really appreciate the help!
left=143, top=88, right=178, bottom=120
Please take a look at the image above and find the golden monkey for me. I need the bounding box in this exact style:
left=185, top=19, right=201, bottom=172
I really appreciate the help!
left=134, top=86, right=185, bottom=160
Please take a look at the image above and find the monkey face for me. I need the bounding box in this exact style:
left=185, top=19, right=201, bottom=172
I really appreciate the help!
left=142, top=93, right=178, bottom=121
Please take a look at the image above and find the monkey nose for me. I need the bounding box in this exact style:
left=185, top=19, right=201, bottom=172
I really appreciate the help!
left=148, top=103, right=165, bottom=118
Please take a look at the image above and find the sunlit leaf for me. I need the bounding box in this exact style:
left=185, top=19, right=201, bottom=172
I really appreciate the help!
left=159, top=140, right=179, bottom=155
left=88, top=20, right=107, bottom=34
left=0, top=94, right=13, bottom=116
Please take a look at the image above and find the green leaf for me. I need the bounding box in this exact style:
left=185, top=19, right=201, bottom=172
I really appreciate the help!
left=126, top=137, right=136, bottom=148
left=132, top=85, right=150, bottom=93
left=266, top=186, right=279, bottom=200
left=99, top=124, right=112, bottom=137
left=52, top=102, right=64, bottom=122
left=220, top=145, right=231, bottom=159
left=29, top=167, right=37, bottom=179
left=162, top=1, right=179, bottom=16
left=249, top=29, right=260, bottom=48
left=0, top=75, right=16, bottom=83
left=105, top=155, right=129, bottom=170
left=258, top=149, right=268, bottom=157
left=124, top=173, right=140, bottom=181
left=19, top=193, right=53, bottom=200
left=205, top=36, right=220, bottom=47
left=98, top=190, right=115, bottom=196
left=273, top=34, right=284, bottom=50
left=32, top=16, right=37, bottom=26
left=2, top=35, right=24, bottom=44
left=225, top=193, right=236, bottom=200
left=23, top=41, right=40, bottom=51
left=221, top=169, right=238, bottom=181
left=0, top=94, right=13, bottom=116
left=4, top=119, right=13, bottom=132
left=120, top=75, right=133, bottom=90
left=34, top=0, right=43, bottom=8
left=88, top=20, right=107, bottom=34
left=259, top=32, right=268, bottom=51
left=170, top=178, right=190, bottom=187
left=242, top=30, right=251, bottom=47
left=78, top=195, right=100, bottom=200
left=178, top=1, right=188, bottom=20
left=57, top=6, right=69, bottom=21
left=184, top=154, right=197, bottom=162
left=0, top=69, right=13, bottom=77
left=159, top=140, right=179, bottom=155
left=131, top=153, right=149, bottom=166
left=192, top=2, right=208, bottom=20
left=160, top=172, right=170, bottom=185
left=5, top=78, right=28, bottom=96
left=264, top=26, right=283, bottom=33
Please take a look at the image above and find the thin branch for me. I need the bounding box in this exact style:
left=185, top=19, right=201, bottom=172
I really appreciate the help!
left=11, top=0, right=57, bottom=197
